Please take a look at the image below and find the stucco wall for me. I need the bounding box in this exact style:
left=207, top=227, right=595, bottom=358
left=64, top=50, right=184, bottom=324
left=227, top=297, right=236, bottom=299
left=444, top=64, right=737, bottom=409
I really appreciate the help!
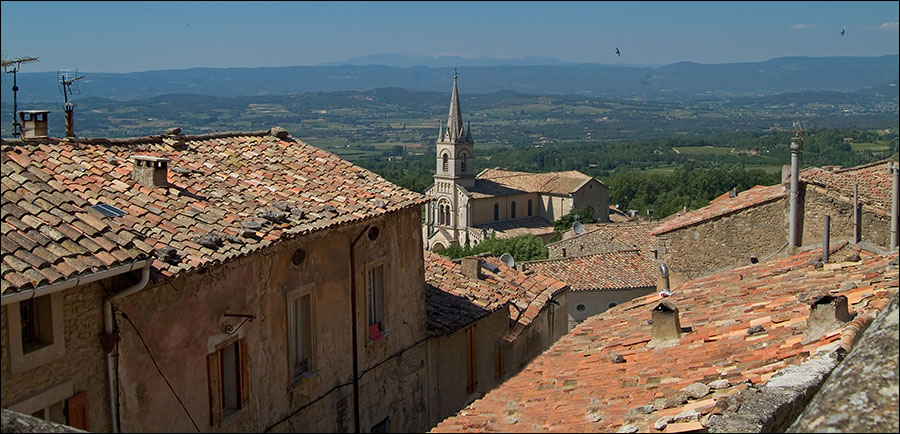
left=1, top=281, right=114, bottom=432
left=567, top=287, right=656, bottom=329
left=657, top=197, right=788, bottom=282
left=115, top=206, right=430, bottom=433
left=571, top=179, right=610, bottom=223
left=471, top=193, right=541, bottom=226
left=800, top=186, right=891, bottom=250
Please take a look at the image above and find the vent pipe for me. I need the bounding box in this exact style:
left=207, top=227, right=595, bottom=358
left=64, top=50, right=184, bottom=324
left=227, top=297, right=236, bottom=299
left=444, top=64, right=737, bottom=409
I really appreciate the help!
left=789, top=137, right=802, bottom=247
left=891, top=161, right=899, bottom=251
left=648, top=301, right=681, bottom=348
left=823, top=215, right=831, bottom=263
left=64, top=103, right=75, bottom=138
left=657, top=261, right=671, bottom=297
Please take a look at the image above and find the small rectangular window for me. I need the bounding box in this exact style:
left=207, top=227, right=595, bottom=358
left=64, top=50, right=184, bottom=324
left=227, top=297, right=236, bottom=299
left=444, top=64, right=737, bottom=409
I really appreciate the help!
left=367, top=263, right=386, bottom=339
left=21, top=295, right=54, bottom=353
left=208, top=339, right=249, bottom=425
left=288, top=288, right=315, bottom=383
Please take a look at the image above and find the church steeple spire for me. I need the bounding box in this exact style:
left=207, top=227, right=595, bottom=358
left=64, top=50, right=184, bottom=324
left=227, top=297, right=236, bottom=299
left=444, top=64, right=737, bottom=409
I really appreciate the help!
left=442, top=70, right=471, bottom=144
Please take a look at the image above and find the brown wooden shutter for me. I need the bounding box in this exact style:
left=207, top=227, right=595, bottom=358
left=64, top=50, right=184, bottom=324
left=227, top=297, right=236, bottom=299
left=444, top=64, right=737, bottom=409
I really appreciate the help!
left=240, top=339, right=250, bottom=408
left=207, top=352, right=222, bottom=426
left=65, top=391, right=89, bottom=431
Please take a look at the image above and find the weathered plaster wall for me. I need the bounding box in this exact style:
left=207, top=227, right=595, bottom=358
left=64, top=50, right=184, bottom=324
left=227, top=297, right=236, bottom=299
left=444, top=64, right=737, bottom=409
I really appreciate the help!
left=115, top=206, right=429, bottom=433
left=471, top=193, right=540, bottom=226
left=1, top=281, right=114, bottom=432
left=657, top=197, right=788, bottom=282
left=567, top=287, right=656, bottom=329
left=800, top=186, right=891, bottom=250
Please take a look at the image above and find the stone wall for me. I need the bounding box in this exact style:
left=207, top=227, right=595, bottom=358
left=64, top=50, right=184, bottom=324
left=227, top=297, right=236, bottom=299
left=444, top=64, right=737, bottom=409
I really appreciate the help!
left=657, top=197, right=788, bottom=282
left=800, top=186, right=892, bottom=250
left=114, top=206, right=430, bottom=433
left=547, top=230, right=631, bottom=260
left=1, top=281, right=117, bottom=432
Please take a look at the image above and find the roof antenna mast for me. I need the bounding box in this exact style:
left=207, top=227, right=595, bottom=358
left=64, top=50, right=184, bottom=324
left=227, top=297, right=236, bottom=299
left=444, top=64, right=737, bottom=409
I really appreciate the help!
left=58, top=68, right=85, bottom=138
left=1, top=54, right=39, bottom=138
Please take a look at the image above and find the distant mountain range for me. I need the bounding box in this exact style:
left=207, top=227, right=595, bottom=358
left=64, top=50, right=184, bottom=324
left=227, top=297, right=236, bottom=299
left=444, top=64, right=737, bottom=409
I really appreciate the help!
left=4, top=55, right=897, bottom=103
left=317, top=53, right=585, bottom=67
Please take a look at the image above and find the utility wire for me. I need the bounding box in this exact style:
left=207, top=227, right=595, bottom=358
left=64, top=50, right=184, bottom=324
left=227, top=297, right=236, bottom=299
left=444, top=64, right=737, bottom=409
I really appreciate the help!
left=120, top=310, right=202, bottom=433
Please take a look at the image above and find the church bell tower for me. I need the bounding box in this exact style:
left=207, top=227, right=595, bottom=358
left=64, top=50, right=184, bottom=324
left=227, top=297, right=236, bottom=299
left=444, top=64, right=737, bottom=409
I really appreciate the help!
left=434, top=72, right=475, bottom=189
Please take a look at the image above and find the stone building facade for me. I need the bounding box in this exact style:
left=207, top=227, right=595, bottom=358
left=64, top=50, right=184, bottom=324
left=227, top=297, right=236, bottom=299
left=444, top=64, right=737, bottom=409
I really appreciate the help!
left=423, top=75, right=609, bottom=251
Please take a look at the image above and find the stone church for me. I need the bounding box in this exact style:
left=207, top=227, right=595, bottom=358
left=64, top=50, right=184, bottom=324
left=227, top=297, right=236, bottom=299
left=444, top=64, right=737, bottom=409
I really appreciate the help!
left=423, top=75, right=610, bottom=251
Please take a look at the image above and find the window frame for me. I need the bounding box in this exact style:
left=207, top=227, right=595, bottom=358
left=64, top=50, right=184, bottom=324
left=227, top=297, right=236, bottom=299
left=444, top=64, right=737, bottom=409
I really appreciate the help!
left=7, top=293, right=66, bottom=374
left=286, top=284, right=316, bottom=385
left=366, top=259, right=388, bottom=341
left=208, top=337, right=250, bottom=426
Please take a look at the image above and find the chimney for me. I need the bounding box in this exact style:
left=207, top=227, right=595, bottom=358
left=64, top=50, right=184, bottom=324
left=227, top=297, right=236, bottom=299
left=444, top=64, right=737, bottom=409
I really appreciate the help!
left=728, top=188, right=737, bottom=199
left=789, top=137, right=803, bottom=247
left=804, top=295, right=852, bottom=343
left=64, top=104, right=75, bottom=138
left=648, top=301, right=681, bottom=348
left=131, top=155, right=170, bottom=188
left=461, top=257, right=481, bottom=280
left=19, top=110, right=49, bottom=139
left=163, top=127, right=185, bottom=148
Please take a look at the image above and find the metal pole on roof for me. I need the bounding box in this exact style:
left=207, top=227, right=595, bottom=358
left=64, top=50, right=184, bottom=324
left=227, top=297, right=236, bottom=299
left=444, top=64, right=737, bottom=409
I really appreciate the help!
left=789, top=137, right=803, bottom=247
left=891, top=161, right=899, bottom=251
left=823, top=215, right=831, bottom=263
left=853, top=183, right=859, bottom=244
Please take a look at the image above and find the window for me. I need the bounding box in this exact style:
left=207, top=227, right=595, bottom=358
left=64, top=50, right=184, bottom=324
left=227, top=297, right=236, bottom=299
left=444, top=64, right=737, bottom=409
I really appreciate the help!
left=511, top=201, right=517, bottom=219
left=493, top=203, right=499, bottom=221
left=9, top=384, right=89, bottom=431
left=465, top=325, right=477, bottom=394
left=21, top=296, right=54, bottom=353
left=575, top=303, right=587, bottom=312
left=527, top=199, right=533, bottom=217
left=442, top=153, right=449, bottom=172
left=8, top=294, right=65, bottom=374
left=367, top=263, right=386, bottom=339
left=372, top=417, right=391, bottom=433
left=287, top=287, right=315, bottom=383
left=460, top=151, right=468, bottom=173
left=208, top=339, right=249, bottom=425
left=561, top=247, right=567, bottom=258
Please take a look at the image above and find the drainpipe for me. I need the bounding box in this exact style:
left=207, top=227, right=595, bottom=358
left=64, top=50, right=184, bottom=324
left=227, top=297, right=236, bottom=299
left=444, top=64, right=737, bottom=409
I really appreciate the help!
left=348, top=225, right=370, bottom=434
left=853, top=183, right=859, bottom=244
left=789, top=137, right=802, bottom=247
left=823, top=215, right=831, bottom=263
left=891, top=161, right=899, bottom=251
left=104, top=260, right=153, bottom=433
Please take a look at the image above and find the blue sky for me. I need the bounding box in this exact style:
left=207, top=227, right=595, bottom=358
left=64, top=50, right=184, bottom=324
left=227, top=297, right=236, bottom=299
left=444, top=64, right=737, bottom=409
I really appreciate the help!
left=1, top=1, right=897, bottom=73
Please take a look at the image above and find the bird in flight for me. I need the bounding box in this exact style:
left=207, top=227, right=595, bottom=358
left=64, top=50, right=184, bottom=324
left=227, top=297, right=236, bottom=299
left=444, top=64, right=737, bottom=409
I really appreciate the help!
left=616, top=47, right=621, bottom=57
left=841, top=28, right=845, bottom=36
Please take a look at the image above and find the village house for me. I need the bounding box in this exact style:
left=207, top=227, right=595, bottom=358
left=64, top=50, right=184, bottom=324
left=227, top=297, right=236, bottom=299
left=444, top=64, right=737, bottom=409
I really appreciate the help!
left=423, top=74, right=609, bottom=251
left=431, top=244, right=899, bottom=433
left=423, top=252, right=568, bottom=428
left=2, top=122, right=433, bottom=433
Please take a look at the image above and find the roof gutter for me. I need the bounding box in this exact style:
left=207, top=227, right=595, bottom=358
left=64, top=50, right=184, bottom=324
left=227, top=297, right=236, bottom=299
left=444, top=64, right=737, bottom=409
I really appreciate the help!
left=1, top=259, right=152, bottom=306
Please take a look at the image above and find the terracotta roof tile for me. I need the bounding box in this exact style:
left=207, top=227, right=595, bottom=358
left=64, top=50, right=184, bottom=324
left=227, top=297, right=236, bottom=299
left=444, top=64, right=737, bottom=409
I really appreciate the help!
left=799, top=159, right=894, bottom=216
left=425, top=251, right=568, bottom=339
left=522, top=250, right=657, bottom=291
left=2, top=130, right=425, bottom=294
left=651, top=185, right=785, bottom=236
left=469, top=168, right=599, bottom=198
left=431, top=247, right=898, bottom=433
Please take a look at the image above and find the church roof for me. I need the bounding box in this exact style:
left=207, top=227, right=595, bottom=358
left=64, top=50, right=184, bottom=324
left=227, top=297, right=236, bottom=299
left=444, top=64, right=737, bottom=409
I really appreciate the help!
left=469, top=168, right=599, bottom=199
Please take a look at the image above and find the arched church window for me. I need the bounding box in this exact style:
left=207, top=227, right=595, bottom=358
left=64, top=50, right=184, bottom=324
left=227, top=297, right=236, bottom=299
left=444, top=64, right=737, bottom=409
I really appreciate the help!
left=511, top=201, right=517, bottom=219
left=459, top=151, right=468, bottom=172
left=528, top=199, right=533, bottom=216
left=442, top=153, right=449, bottom=172
left=494, top=203, right=500, bottom=221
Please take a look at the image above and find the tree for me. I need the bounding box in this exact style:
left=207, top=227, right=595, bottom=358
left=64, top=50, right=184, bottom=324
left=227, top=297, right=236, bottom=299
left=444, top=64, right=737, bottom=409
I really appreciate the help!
left=553, top=207, right=597, bottom=232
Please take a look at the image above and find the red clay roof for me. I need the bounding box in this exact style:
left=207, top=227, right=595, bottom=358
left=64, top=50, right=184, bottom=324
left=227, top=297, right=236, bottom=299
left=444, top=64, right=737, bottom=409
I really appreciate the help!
left=425, top=251, right=568, bottom=340
left=469, top=168, right=599, bottom=198
left=1, top=130, right=425, bottom=282
left=2, top=152, right=150, bottom=294
left=431, top=246, right=898, bottom=433
left=522, top=250, right=657, bottom=291
left=651, top=184, right=785, bottom=236
left=799, top=159, right=894, bottom=216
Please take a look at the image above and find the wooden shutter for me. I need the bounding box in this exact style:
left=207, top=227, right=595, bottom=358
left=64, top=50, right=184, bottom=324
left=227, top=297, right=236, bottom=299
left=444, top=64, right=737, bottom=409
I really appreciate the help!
left=207, top=352, right=222, bottom=426
left=240, top=339, right=250, bottom=408
left=65, top=391, right=89, bottom=431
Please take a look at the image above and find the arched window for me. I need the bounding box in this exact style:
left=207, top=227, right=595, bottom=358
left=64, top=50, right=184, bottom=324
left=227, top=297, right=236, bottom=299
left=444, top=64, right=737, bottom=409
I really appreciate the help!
left=442, top=153, right=449, bottom=172
left=527, top=199, right=533, bottom=216
left=511, top=201, right=517, bottom=219
left=459, top=151, right=468, bottom=173
left=494, top=203, right=500, bottom=221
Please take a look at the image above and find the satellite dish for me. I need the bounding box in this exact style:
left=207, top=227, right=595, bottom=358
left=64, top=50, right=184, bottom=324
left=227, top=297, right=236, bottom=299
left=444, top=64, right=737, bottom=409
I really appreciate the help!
left=572, top=221, right=584, bottom=235
left=499, top=253, right=515, bottom=268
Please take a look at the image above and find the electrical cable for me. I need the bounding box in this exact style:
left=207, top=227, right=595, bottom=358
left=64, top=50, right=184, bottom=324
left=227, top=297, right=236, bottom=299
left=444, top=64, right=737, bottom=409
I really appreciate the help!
left=120, top=310, right=201, bottom=433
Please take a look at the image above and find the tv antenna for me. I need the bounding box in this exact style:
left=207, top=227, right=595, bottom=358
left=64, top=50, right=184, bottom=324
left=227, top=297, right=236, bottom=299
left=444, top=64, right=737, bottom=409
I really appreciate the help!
left=1, top=54, right=39, bottom=137
left=58, top=69, right=85, bottom=137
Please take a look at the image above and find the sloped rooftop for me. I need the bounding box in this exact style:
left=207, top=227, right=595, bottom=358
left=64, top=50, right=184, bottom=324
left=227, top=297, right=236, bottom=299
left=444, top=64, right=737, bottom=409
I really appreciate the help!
left=651, top=184, right=785, bottom=236
left=549, top=221, right=658, bottom=253
left=1, top=130, right=425, bottom=283
left=468, top=168, right=598, bottom=199
left=425, top=251, right=568, bottom=340
left=799, top=158, right=894, bottom=216
left=522, top=250, right=657, bottom=292
left=431, top=246, right=898, bottom=433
